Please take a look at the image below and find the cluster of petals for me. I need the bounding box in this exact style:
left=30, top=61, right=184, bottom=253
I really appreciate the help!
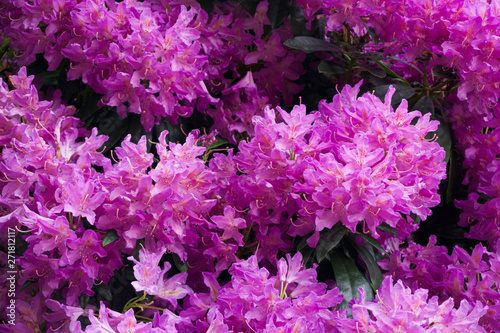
left=297, top=0, right=500, bottom=110
left=381, top=236, right=500, bottom=332
left=0, top=68, right=244, bottom=328
left=233, top=81, right=446, bottom=250
left=181, top=252, right=345, bottom=332
left=0, top=67, right=122, bottom=317
left=2, top=0, right=305, bottom=134
left=78, top=251, right=488, bottom=332
left=78, top=252, right=345, bottom=333
left=337, top=276, right=488, bottom=333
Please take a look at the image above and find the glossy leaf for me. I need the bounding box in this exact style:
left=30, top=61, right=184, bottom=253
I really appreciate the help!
left=375, top=61, right=411, bottom=85
left=356, top=232, right=389, bottom=259
left=330, top=252, right=374, bottom=309
left=96, top=284, right=113, bottom=301
left=238, top=0, right=260, bottom=16
left=359, top=63, right=386, bottom=78
left=434, top=117, right=452, bottom=164
left=284, top=36, right=341, bottom=54
left=432, top=65, right=456, bottom=79
left=318, top=61, right=345, bottom=75
left=103, top=230, right=119, bottom=246
left=376, top=222, right=398, bottom=236
left=316, top=224, right=346, bottom=263
left=267, top=0, right=291, bottom=29
left=363, top=22, right=379, bottom=46
left=373, top=84, right=415, bottom=107
left=350, top=242, right=383, bottom=289
left=413, top=95, right=435, bottom=116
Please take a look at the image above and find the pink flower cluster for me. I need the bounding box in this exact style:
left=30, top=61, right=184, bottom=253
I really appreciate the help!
left=2, top=0, right=305, bottom=135
left=3, top=0, right=500, bottom=331
left=298, top=0, right=500, bottom=266
left=338, top=276, right=488, bottom=333
left=233, top=82, right=445, bottom=249
left=381, top=236, right=500, bottom=332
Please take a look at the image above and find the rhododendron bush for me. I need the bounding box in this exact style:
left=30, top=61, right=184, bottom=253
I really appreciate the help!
left=0, top=0, right=499, bottom=332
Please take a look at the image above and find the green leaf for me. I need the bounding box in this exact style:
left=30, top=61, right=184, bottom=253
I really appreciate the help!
left=21, top=280, right=35, bottom=292
left=412, top=97, right=450, bottom=163
left=133, top=239, right=145, bottom=261
left=357, top=52, right=384, bottom=61
left=79, top=294, right=90, bottom=309
left=374, top=60, right=411, bottom=85
left=318, top=61, right=345, bottom=75
left=329, top=252, right=374, bottom=309
left=296, top=231, right=314, bottom=252
left=359, top=63, right=386, bottom=78
left=412, top=95, right=435, bottom=116
left=1, top=38, right=9, bottom=50
left=209, top=137, right=229, bottom=150
left=290, top=1, right=311, bottom=37
left=355, top=232, right=389, bottom=259
left=300, top=246, right=315, bottom=268
left=432, top=65, right=456, bottom=79
left=173, top=253, right=188, bottom=273
left=373, top=84, right=415, bottom=107
left=350, top=242, right=383, bottom=289
left=434, top=118, right=452, bottom=164
left=315, top=224, right=346, bottom=263
left=198, top=0, right=217, bottom=13
left=95, top=108, right=131, bottom=153
left=376, top=222, right=398, bottom=236
left=363, top=22, right=379, bottom=46
left=238, top=0, right=260, bottom=16
left=284, top=36, right=341, bottom=54
left=267, top=0, right=291, bottom=29
left=95, top=284, right=113, bottom=301
left=102, top=230, right=119, bottom=246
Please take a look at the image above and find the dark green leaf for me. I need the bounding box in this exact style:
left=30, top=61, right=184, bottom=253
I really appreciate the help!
left=79, top=293, right=90, bottom=309
left=359, top=63, right=386, bottom=78
left=409, top=212, right=421, bottom=225
left=366, top=25, right=379, bottom=46
left=103, top=230, right=119, bottom=246
left=376, top=222, right=398, bottom=236
left=198, top=0, right=217, bottom=13
left=95, top=108, right=130, bottom=153
left=290, top=1, right=311, bottom=37
left=296, top=231, right=313, bottom=252
left=1, top=38, right=9, bottom=51
left=21, top=280, right=35, bottom=292
left=133, top=239, right=145, bottom=261
left=357, top=52, right=384, bottom=61
left=387, top=56, right=424, bottom=77
left=375, top=61, right=410, bottom=85
left=350, top=242, right=383, bottom=289
left=318, top=61, right=345, bottom=75
left=238, top=0, right=260, bottom=16
left=355, top=232, right=389, bottom=259
left=173, top=253, right=188, bottom=273
left=412, top=97, right=450, bottom=163
left=422, top=113, right=451, bottom=164
left=412, top=96, right=435, bottom=116
left=373, top=84, right=415, bottom=107
left=300, top=246, right=315, bottom=268
left=435, top=119, right=452, bottom=164
left=284, top=37, right=341, bottom=54
left=316, top=224, right=346, bottom=263
left=209, top=137, right=229, bottom=150
left=329, top=252, right=374, bottom=309
left=95, top=284, right=113, bottom=301
left=432, top=65, right=456, bottom=79
left=267, top=0, right=291, bottom=29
